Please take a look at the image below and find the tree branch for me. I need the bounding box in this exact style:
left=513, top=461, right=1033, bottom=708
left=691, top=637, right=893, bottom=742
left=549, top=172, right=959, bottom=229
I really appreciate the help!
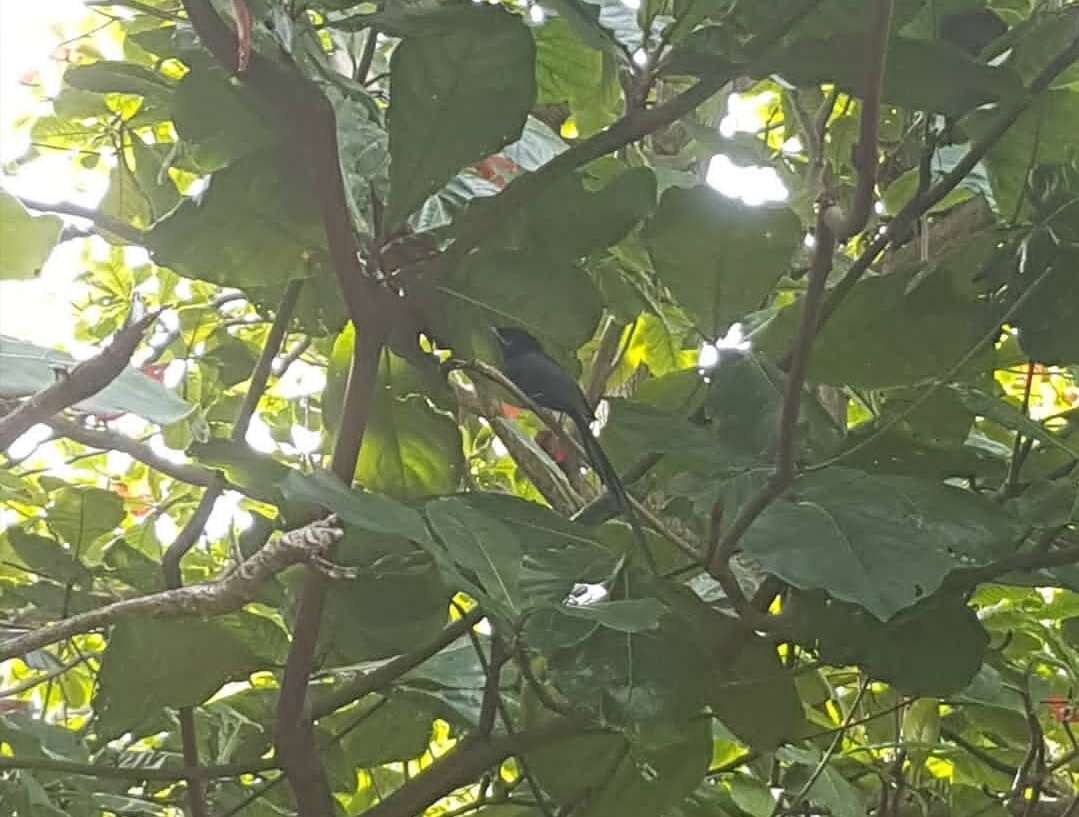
left=17, top=196, right=146, bottom=245
left=44, top=415, right=218, bottom=488
left=709, top=210, right=836, bottom=574
left=0, top=516, right=342, bottom=662
left=822, top=0, right=893, bottom=240
left=0, top=311, right=160, bottom=452
left=359, top=722, right=588, bottom=817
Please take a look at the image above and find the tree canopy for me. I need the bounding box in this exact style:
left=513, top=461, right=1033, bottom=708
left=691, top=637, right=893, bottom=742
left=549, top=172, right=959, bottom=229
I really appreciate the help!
left=1, top=1, right=1079, bottom=816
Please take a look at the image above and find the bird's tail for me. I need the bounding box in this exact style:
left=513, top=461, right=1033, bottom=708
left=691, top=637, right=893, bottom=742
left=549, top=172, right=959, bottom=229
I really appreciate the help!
left=571, top=414, right=629, bottom=514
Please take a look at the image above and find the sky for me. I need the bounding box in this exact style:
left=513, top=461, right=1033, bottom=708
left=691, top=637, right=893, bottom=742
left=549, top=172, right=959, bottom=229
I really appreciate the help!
left=0, top=1, right=108, bottom=352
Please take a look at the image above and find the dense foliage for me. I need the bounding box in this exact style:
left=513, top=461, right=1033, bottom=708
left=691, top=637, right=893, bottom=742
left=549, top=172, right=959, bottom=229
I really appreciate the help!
left=2, top=0, right=1079, bottom=816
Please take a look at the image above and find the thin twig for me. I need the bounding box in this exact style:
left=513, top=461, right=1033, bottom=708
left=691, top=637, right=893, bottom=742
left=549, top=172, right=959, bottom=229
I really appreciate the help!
left=0, top=651, right=98, bottom=698
left=17, top=196, right=146, bottom=245
left=771, top=676, right=870, bottom=817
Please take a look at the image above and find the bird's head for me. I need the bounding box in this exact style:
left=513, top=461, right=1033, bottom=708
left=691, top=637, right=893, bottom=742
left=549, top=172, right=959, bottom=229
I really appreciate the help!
left=491, top=326, right=543, bottom=359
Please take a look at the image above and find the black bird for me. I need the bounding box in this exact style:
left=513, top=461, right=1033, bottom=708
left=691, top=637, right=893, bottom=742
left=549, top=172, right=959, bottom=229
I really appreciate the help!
left=492, top=327, right=628, bottom=512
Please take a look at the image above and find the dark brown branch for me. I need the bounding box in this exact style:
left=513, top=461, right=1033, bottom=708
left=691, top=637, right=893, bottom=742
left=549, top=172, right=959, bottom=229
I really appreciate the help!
left=0, top=516, right=342, bottom=662
left=947, top=544, right=1079, bottom=588
left=17, top=196, right=146, bottom=245
left=709, top=212, right=837, bottom=573
left=275, top=318, right=389, bottom=815
left=359, top=722, right=588, bottom=817
left=823, top=0, right=893, bottom=240
left=0, top=311, right=160, bottom=452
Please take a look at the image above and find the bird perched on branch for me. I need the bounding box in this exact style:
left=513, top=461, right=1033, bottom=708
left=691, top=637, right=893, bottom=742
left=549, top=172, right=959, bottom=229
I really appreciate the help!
left=491, top=326, right=628, bottom=513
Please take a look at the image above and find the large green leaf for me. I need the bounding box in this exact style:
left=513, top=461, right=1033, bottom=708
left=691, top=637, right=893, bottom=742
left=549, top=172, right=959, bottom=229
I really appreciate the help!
left=708, top=616, right=807, bottom=751
left=387, top=6, right=535, bottom=226
left=354, top=349, right=464, bottom=499
left=63, top=60, right=175, bottom=101
left=790, top=592, right=990, bottom=696
left=147, top=149, right=327, bottom=288
left=279, top=469, right=432, bottom=545
left=534, top=18, right=620, bottom=135
left=1010, top=251, right=1079, bottom=365
left=94, top=612, right=288, bottom=738
left=538, top=0, right=642, bottom=59
left=768, top=35, right=1022, bottom=116
left=439, top=248, right=603, bottom=359
left=456, top=492, right=616, bottom=604
left=48, top=486, right=125, bottom=563
left=526, top=719, right=711, bottom=817
left=0, top=336, right=193, bottom=425
left=740, top=468, right=1022, bottom=621
left=965, top=90, right=1079, bottom=219
left=337, top=696, right=433, bottom=767
left=319, top=528, right=450, bottom=662
left=171, top=66, right=277, bottom=172
left=502, top=166, right=657, bottom=262
left=425, top=496, right=524, bottom=619
left=0, top=192, right=62, bottom=280
left=756, top=261, right=990, bottom=388
left=8, top=529, right=92, bottom=585
left=645, top=186, right=801, bottom=336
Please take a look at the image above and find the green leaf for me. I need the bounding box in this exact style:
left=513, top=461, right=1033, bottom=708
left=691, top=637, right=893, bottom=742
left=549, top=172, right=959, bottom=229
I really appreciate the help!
left=791, top=593, right=990, bottom=696
left=709, top=616, right=806, bottom=751
left=171, top=66, right=277, bottom=172
left=355, top=349, right=464, bottom=499
left=526, top=719, right=711, bottom=817
left=505, top=166, right=658, bottom=262
left=426, top=497, right=524, bottom=618
left=768, top=35, right=1022, bottom=116
left=455, top=492, right=616, bottom=604
left=48, top=486, right=125, bottom=562
left=756, top=261, right=990, bottom=388
left=534, top=17, right=621, bottom=134
left=147, top=149, right=328, bottom=289
left=0, top=192, right=62, bottom=280
left=337, top=696, right=433, bottom=766
left=8, top=529, right=91, bottom=585
left=320, top=528, right=450, bottom=662
left=280, top=469, right=432, bottom=545
left=741, top=468, right=1022, bottom=621
left=63, top=60, right=175, bottom=100
left=729, top=774, right=776, bottom=817
left=538, top=0, right=642, bottom=59
left=560, top=598, right=666, bottom=632
left=440, top=248, right=603, bottom=359
left=189, top=439, right=290, bottom=500
left=387, top=7, right=535, bottom=226
left=645, top=186, right=802, bottom=336
left=1010, top=251, right=1079, bottom=364
left=94, top=612, right=288, bottom=738
left=951, top=384, right=1079, bottom=459
left=965, top=90, right=1079, bottom=219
